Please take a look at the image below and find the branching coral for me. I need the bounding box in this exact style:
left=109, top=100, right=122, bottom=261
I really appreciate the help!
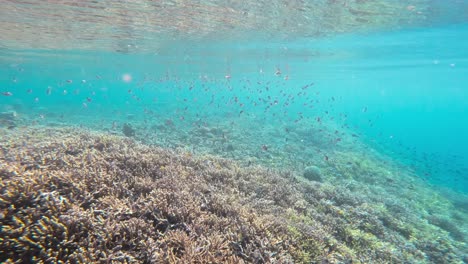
left=0, top=127, right=466, bottom=263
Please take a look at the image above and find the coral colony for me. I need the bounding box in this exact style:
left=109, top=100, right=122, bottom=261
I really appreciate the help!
left=1, top=127, right=467, bottom=263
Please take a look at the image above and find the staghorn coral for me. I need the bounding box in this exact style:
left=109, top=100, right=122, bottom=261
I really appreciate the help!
left=0, top=126, right=467, bottom=263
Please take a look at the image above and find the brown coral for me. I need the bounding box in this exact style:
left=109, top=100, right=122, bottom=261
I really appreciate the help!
left=0, top=127, right=466, bottom=263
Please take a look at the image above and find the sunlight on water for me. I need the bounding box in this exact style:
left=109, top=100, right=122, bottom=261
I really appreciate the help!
left=1, top=1, right=468, bottom=263
left=2, top=0, right=463, bottom=51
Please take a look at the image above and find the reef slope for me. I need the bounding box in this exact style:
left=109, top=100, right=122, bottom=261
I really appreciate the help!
left=0, top=127, right=466, bottom=263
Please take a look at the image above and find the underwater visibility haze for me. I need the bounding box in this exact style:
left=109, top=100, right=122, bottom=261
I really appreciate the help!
left=1, top=1, right=468, bottom=263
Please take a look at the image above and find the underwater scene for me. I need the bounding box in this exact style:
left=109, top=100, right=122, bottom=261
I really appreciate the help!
left=1, top=1, right=468, bottom=263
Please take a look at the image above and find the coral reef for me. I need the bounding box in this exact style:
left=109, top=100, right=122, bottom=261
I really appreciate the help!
left=0, top=111, right=17, bottom=129
left=0, top=126, right=467, bottom=263
left=303, top=166, right=322, bottom=182
left=122, top=123, right=136, bottom=137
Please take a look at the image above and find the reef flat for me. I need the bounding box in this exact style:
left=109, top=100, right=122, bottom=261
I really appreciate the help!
left=0, top=126, right=467, bottom=263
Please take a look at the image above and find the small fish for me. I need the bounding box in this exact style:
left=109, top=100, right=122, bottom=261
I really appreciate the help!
left=86, top=97, right=92, bottom=102
left=362, top=107, right=367, bottom=112
left=26, top=89, right=32, bottom=94
left=46, top=86, right=52, bottom=95
left=66, top=79, right=73, bottom=83
left=2, top=92, right=13, bottom=96
left=261, top=145, right=268, bottom=151
left=225, top=75, right=231, bottom=80
left=324, top=155, right=329, bottom=161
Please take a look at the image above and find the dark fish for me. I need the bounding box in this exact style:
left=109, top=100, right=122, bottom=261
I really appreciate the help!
left=302, top=83, right=314, bottom=90
left=2, top=92, right=13, bottom=96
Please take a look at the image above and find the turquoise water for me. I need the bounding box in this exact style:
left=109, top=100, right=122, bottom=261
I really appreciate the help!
left=2, top=1, right=468, bottom=262
left=2, top=23, right=467, bottom=193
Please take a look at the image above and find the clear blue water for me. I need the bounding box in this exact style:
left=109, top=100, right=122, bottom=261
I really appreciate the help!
left=2, top=22, right=467, bottom=193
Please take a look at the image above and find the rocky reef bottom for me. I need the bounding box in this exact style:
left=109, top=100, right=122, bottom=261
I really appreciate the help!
left=0, top=126, right=467, bottom=263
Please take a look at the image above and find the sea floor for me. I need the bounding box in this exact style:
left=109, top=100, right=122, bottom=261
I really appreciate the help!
left=1, top=119, right=467, bottom=263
